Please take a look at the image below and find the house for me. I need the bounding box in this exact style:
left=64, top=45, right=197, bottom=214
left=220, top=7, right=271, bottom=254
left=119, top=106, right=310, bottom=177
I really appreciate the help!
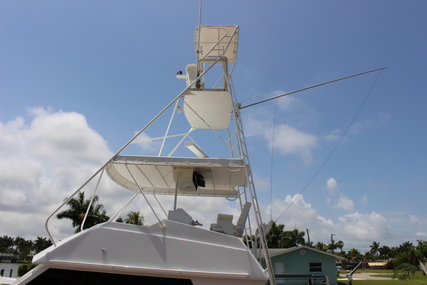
left=266, top=246, right=345, bottom=285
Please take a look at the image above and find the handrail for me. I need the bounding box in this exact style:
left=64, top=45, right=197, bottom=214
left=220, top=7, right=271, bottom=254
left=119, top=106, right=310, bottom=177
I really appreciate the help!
left=125, top=164, right=164, bottom=227
left=80, top=168, right=105, bottom=232
left=45, top=58, right=217, bottom=246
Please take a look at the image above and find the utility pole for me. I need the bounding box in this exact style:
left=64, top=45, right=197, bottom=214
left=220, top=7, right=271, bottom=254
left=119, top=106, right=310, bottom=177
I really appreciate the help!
left=306, top=229, right=311, bottom=247
left=331, top=234, right=335, bottom=253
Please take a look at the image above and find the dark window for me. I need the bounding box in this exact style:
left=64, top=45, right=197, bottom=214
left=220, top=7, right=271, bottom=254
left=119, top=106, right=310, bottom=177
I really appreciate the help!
left=28, top=268, right=193, bottom=285
left=309, top=262, right=322, bottom=272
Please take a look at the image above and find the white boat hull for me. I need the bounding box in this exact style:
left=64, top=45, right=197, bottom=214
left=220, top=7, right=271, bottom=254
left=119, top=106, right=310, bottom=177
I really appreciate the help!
left=15, top=220, right=267, bottom=284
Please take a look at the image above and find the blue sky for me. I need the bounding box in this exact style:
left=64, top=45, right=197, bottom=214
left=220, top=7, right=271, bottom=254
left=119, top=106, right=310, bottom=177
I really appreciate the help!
left=1, top=1, right=426, bottom=253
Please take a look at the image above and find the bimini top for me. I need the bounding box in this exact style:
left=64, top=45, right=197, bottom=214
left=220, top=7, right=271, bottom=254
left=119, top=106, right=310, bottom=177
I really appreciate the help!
left=106, top=155, right=247, bottom=197
left=194, top=25, right=239, bottom=63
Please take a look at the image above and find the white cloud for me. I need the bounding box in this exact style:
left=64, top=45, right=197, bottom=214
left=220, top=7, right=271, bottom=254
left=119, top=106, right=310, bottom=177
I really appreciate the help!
left=416, top=232, right=426, bottom=237
left=338, top=212, right=390, bottom=240
left=360, top=195, right=368, bottom=206
left=326, top=178, right=339, bottom=195
left=336, top=195, right=355, bottom=212
left=272, top=194, right=334, bottom=236
left=243, top=100, right=317, bottom=165
left=271, top=124, right=317, bottom=164
left=25, top=107, right=110, bottom=165
left=0, top=108, right=114, bottom=240
left=133, top=132, right=161, bottom=154
left=276, top=94, right=302, bottom=112
left=326, top=177, right=354, bottom=212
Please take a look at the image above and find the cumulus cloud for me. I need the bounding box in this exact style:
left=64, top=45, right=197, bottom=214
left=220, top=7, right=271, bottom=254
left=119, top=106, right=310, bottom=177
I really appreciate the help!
left=336, top=195, right=355, bottom=212
left=243, top=95, right=318, bottom=165
left=271, top=194, right=335, bottom=238
left=326, top=178, right=354, bottom=212
left=326, top=177, right=339, bottom=195
left=0, top=108, right=114, bottom=240
left=271, top=124, right=317, bottom=164
left=133, top=132, right=161, bottom=154
left=338, top=211, right=390, bottom=240
left=259, top=191, right=397, bottom=251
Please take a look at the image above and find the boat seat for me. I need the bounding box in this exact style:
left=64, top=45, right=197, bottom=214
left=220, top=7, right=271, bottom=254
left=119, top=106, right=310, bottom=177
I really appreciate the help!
left=168, top=208, right=193, bottom=225
left=210, top=202, right=251, bottom=237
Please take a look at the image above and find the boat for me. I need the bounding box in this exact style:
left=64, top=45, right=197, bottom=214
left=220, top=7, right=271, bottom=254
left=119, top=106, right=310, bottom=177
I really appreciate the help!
left=13, top=23, right=276, bottom=285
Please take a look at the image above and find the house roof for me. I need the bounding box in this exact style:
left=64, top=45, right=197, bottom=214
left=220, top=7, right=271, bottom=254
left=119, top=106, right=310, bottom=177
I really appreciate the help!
left=267, top=245, right=345, bottom=260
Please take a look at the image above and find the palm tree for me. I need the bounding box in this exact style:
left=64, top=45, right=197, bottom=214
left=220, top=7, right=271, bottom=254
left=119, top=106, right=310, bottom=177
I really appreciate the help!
left=335, top=240, right=345, bottom=252
left=266, top=222, right=285, bottom=248
left=370, top=241, right=380, bottom=260
left=315, top=242, right=328, bottom=252
left=33, top=237, right=52, bottom=253
left=348, top=248, right=362, bottom=261
left=14, top=237, right=33, bottom=261
left=0, top=235, right=14, bottom=253
left=280, top=229, right=305, bottom=248
left=123, top=211, right=144, bottom=226
left=57, top=191, right=110, bottom=233
left=378, top=245, right=391, bottom=260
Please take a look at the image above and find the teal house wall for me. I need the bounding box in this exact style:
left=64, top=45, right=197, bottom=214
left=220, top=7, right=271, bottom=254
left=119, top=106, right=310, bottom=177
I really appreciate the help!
left=267, top=246, right=344, bottom=285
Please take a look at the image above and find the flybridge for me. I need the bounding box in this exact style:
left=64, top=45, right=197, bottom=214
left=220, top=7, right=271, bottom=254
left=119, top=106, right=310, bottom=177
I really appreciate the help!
left=16, top=23, right=275, bottom=285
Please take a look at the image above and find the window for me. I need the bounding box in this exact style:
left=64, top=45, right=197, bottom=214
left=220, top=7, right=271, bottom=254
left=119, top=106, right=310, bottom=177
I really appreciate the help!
left=309, top=262, right=322, bottom=272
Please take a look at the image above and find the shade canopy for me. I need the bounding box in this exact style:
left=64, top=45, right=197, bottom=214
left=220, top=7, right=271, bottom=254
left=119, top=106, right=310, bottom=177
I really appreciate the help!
left=194, top=25, right=239, bottom=63
left=106, top=155, right=247, bottom=197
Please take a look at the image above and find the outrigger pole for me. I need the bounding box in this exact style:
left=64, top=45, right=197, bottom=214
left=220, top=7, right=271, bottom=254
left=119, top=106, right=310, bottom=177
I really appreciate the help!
left=240, top=67, right=387, bottom=109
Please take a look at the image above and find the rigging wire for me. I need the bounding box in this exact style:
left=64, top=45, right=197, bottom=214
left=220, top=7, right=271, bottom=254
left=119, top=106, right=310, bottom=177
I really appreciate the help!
left=274, top=68, right=386, bottom=223
left=269, top=99, right=278, bottom=221
left=240, top=90, right=268, bottom=104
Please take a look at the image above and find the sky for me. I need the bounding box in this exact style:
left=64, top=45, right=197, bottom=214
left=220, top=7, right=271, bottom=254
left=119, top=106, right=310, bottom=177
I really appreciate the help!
left=1, top=1, right=426, bottom=253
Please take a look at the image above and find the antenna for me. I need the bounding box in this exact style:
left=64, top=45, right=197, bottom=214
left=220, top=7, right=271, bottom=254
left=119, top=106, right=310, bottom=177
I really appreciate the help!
left=195, top=0, right=203, bottom=86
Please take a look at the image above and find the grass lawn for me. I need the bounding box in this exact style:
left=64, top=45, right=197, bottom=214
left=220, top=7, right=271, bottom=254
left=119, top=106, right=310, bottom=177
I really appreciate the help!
left=336, top=270, right=427, bottom=284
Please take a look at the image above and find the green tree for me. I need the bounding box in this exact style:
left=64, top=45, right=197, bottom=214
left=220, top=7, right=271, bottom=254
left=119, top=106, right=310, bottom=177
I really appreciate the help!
left=33, top=236, right=52, bottom=253
left=416, top=240, right=427, bottom=262
left=315, top=242, right=328, bottom=252
left=14, top=237, right=33, bottom=261
left=57, top=191, right=110, bottom=233
left=379, top=245, right=392, bottom=260
left=369, top=241, right=380, bottom=259
left=0, top=235, right=14, bottom=253
left=266, top=222, right=285, bottom=248
left=335, top=240, right=344, bottom=251
left=347, top=248, right=362, bottom=261
left=123, top=211, right=144, bottom=226
left=280, top=229, right=305, bottom=248
left=393, top=263, right=417, bottom=280
left=395, top=242, right=417, bottom=266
